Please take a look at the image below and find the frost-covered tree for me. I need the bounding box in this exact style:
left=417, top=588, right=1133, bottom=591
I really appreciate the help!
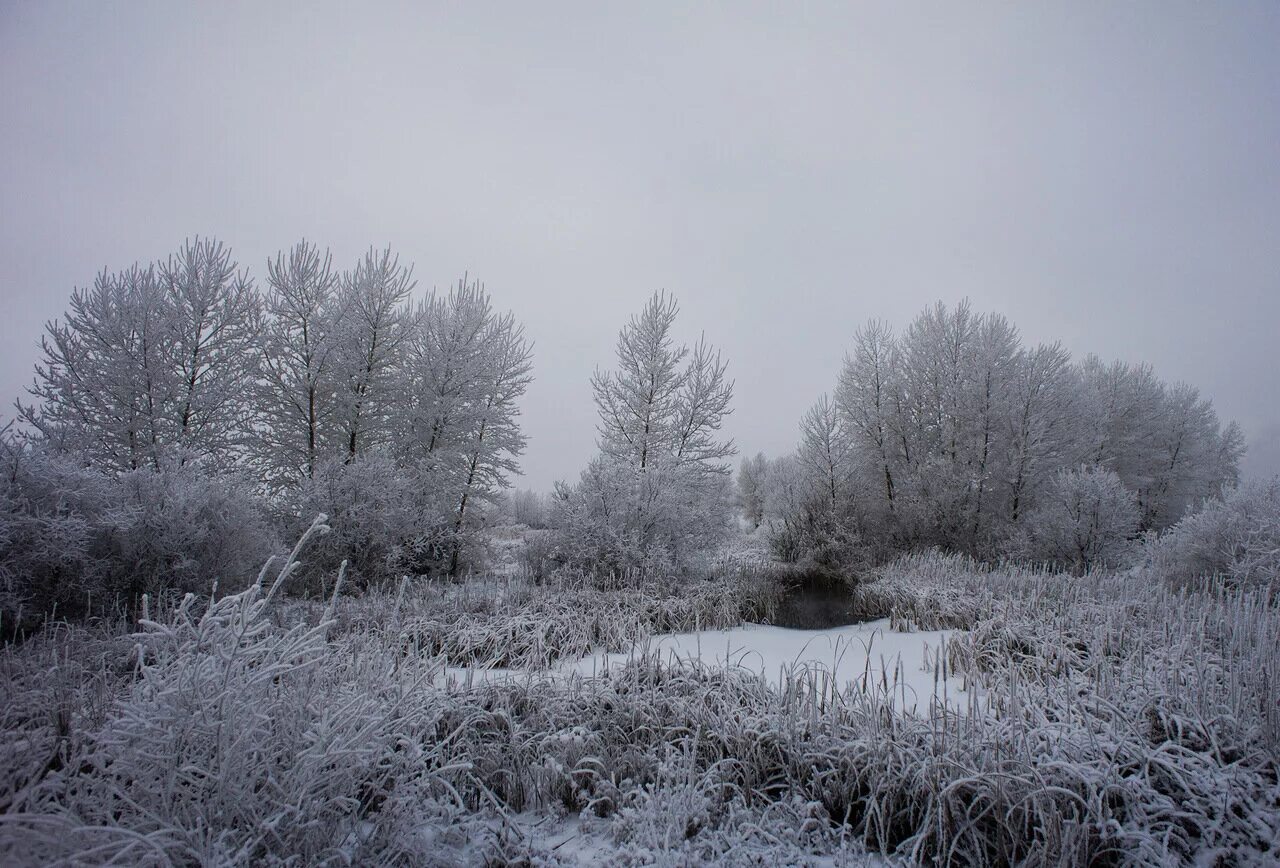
left=759, top=454, right=807, bottom=528
left=592, top=292, right=689, bottom=472
left=784, top=299, right=1242, bottom=567
left=1141, top=382, right=1244, bottom=528
left=1078, top=357, right=1242, bottom=531
left=19, top=264, right=171, bottom=471
left=880, top=300, right=993, bottom=550
left=20, top=239, right=261, bottom=472
left=400, top=280, right=495, bottom=483
left=506, top=488, right=550, bottom=528
left=159, top=238, right=262, bottom=463
left=1149, top=478, right=1280, bottom=591
left=836, top=320, right=902, bottom=530
left=962, top=313, right=1021, bottom=550
left=331, top=247, right=417, bottom=462
left=554, top=292, right=735, bottom=579
left=737, top=452, right=769, bottom=529
left=277, top=270, right=537, bottom=581
left=797, top=394, right=852, bottom=513
left=256, top=240, right=341, bottom=487
left=591, top=292, right=734, bottom=478
left=445, top=307, right=533, bottom=575
left=1005, top=342, right=1078, bottom=525
left=391, top=279, right=535, bottom=574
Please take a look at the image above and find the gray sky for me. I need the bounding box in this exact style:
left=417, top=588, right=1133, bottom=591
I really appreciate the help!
left=3, top=1, right=1279, bottom=490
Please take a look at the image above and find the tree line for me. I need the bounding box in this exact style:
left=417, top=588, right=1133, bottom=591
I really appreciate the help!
left=742, top=301, right=1243, bottom=573
left=2, top=255, right=1247, bottom=624
left=5, top=238, right=532, bottom=623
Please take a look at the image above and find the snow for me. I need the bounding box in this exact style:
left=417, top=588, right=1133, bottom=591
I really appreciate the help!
left=447, top=618, right=974, bottom=716
left=509, top=812, right=616, bottom=864
left=507, top=811, right=896, bottom=866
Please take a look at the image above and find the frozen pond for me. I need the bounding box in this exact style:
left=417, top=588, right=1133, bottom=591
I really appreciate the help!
left=447, top=618, right=975, bottom=716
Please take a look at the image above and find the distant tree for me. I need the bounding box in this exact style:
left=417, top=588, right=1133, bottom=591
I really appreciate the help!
left=19, top=263, right=171, bottom=471
left=736, top=452, right=769, bottom=529
left=389, top=279, right=535, bottom=574
left=507, top=488, right=550, bottom=528
left=836, top=320, right=902, bottom=531
left=760, top=454, right=807, bottom=528
left=1004, top=341, right=1078, bottom=525
left=446, top=305, right=533, bottom=575
left=282, top=269, right=536, bottom=583
left=784, top=299, right=1242, bottom=567
left=1149, top=478, right=1280, bottom=591
left=1142, top=382, right=1244, bottom=528
left=962, top=312, right=1021, bottom=551
left=797, top=394, right=852, bottom=514
left=591, top=292, right=734, bottom=478
left=1078, top=357, right=1242, bottom=531
left=400, top=279, right=492, bottom=470
left=592, top=291, right=689, bottom=472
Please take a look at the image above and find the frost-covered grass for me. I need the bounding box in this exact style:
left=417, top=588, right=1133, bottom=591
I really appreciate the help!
left=308, top=562, right=775, bottom=672
left=2, top=531, right=1278, bottom=865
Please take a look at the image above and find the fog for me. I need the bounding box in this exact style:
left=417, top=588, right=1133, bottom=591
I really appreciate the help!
left=3, top=1, right=1278, bottom=489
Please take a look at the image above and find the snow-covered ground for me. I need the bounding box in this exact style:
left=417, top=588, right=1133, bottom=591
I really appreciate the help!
left=506, top=811, right=894, bottom=867
left=447, top=618, right=974, bottom=716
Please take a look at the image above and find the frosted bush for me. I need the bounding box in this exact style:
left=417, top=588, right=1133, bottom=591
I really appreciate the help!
left=1006, top=465, right=1140, bottom=573
left=0, top=439, right=117, bottom=622
left=295, top=454, right=430, bottom=588
left=4, top=523, right=1280, bottom=865
left=0, top=518, right=477, bottom=865
left=0, top=435, right=275, bottom=623
left=109, top=460, right=278, bottom=600
left=1149, top=478, right=1280, bottom=591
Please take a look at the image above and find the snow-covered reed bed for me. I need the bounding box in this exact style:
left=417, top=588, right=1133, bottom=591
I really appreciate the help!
left=2, top=538, right=1277, bottom=865
left=304, top=564, right=774, bottom=672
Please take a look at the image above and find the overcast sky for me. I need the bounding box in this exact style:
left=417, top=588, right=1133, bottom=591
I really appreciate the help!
left=3, top=2, right=1278, bottom=489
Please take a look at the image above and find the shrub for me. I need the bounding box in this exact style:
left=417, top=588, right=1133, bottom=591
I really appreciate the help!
left=1149, top=478, right=1280, bottom=591
left=1006, top=465, right=1139, bottom=573
left=4, top=542, right=1280, bottom=864
left=109, top=461, right=278, bottom=601
left=767, top=504, right=870, bottom=577
left=294, top=454, right=430, bottom=589
left=0, top=435, right=276, bottom=626
left=0, top=440, right=117, bottom=626
left=549, top=456, right=735, bottom=584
